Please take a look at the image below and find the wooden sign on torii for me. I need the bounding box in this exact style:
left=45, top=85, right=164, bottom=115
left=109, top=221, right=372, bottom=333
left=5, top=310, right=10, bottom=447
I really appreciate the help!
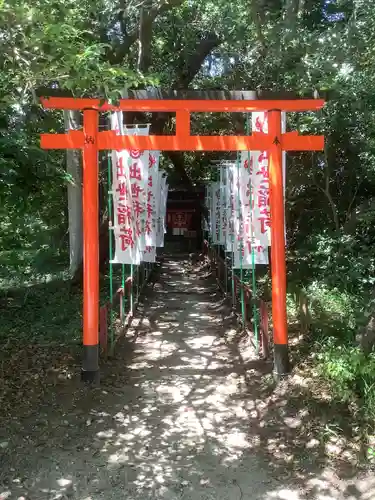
left=40, top=96, right=325, bottom=382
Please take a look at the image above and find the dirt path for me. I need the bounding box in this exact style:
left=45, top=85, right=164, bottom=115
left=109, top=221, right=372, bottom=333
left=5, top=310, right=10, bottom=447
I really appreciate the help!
left=0, top=255, right=374, bottom=499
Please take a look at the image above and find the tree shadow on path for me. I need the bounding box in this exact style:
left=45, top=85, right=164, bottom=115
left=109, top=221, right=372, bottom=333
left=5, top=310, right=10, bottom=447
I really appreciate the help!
left=0, top=254, right=374, bottom=500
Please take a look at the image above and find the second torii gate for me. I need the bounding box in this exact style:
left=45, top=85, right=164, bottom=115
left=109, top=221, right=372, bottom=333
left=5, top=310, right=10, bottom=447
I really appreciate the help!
left=40, top=96, right=325, bottom=382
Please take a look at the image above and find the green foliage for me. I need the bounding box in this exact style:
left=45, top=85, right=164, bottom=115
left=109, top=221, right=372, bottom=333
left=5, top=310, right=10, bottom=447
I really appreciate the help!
left=317, top=340, right=375, bottom=421
left=288, top=224, right=375, bottom=427
left=0, top=0, right=152, bottom=103
left=0, top=278, right=82, bottom=345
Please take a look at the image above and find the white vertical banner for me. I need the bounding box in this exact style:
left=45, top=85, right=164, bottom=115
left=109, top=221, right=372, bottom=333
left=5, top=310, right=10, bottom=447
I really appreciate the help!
left=251, top=112, right=271, bottom=248
left=251, top=111, right=286, bottom=247
left=110, top=112, right=141, bottom=265
left=226, top=164, right=236, bottom=252
left=142, top=246, right=156, bottom=262
left=150, top=153, right=161, bottom=241
left=206, top=113, right=286, bottom=266
left=142, top=150, right=160, bottom=262
left=163, top=183, right=169, bottom=234
left=239, top=150, right=252, bottom=245
left=233, top=151, right=269, bottom=267
left=211, top=182, right=221, bottom=244
left=206, top=184, right=213, bottom=236
left=110, top=117, right=155, bottom=264
left=233, top=164, right=241, bottom=253
left=210, top=182, right=215, bottom=242
left=203, top=185, right=209, bottom=232
left=125, top=126, right=150, bottom=257
left=155, top=171, right=164, bottom=247
left=219, top=166, right=227, bottom=246
left=156, top=175, right=168, bottom=247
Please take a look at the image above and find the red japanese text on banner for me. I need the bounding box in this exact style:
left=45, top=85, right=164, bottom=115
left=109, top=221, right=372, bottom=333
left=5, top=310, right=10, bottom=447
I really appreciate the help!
left=225, top=164, right=236, bottom=252
left=251, top=111, right=286, bottom=247
left=234, top=147, right=269, bottom=267
left=219, top=166, right=227, bottom=245
left=156, top=173, right=168, bottom=247
left=211, top=182, right=222, bottom=244
left=110, top=112, right=141, bottom=265
left=142, top=151, right=160, bottom=262
left=125, top=125, right=150, bottom=257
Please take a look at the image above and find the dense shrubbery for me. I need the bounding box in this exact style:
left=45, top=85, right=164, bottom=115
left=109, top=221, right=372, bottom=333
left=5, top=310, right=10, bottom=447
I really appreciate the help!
left=288, top=228, right=375, bottom=430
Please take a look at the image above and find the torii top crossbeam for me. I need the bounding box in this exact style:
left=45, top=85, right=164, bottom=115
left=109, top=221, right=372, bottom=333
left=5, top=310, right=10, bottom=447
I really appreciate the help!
left=39, top=95, right=325, bottom=382
left=40, top=97, right=324, bottom=152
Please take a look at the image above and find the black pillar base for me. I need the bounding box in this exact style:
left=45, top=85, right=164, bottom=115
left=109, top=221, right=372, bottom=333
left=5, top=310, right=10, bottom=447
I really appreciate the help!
left=273, top=343, right=290, bottom=378
left=81, top=344, right=100, bottom=384
left=81, top=368, right=100, bottom=384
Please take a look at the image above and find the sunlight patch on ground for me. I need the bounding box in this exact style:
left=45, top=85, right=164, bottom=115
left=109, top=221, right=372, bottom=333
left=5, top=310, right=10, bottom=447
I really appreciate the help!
left=185, top=336, right=217, bottom=350
left=4, top=257, right=372, bottom=499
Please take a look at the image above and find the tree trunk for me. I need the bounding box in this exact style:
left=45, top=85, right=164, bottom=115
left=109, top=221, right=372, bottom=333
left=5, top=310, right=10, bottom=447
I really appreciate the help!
left=71, top=216, right=109, bottom=287
left=359, top=313, right=375, bottom=355
left=64, top=110, right=83, bottom=276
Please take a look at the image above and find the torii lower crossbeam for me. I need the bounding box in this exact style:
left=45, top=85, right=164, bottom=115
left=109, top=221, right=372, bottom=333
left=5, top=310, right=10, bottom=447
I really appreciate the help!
left=40, top=97, right=325, bottom=381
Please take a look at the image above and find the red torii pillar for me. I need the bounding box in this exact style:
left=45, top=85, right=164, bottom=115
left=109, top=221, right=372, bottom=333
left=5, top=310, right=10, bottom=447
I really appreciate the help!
left=40, top=97, right=324, bottom=381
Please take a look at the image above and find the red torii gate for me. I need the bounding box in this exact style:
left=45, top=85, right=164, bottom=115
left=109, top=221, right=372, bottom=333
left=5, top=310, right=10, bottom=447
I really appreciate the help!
left=40, top=96, right=325, bottom=382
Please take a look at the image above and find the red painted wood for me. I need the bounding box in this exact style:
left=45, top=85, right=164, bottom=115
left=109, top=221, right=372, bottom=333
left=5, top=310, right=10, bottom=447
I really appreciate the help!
left=41, top=130, right=84, bottom=149
left=40, top=95, right=325, bottom=369
left=82, top=110, right=99, bottom=348
left=40, top=96, right=325, bottom=112
left=41, top=130, right=324, bottom=152
left=269, top=110, right=288, bottom=347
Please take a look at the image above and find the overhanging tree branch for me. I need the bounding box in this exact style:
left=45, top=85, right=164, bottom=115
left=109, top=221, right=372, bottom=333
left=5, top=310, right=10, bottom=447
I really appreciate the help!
left=250, top=0, right=267, bottom=55
left=111, top=0, right=184, bottom=64
left=152, top=31, right=221, bottom=184
left=171, top=32, right=221, bottom=89
left=312, top=145, right=340, bottom=231
left=137, top=7, right=153, bottom=72
left=113, top=25, right=222, bottom=184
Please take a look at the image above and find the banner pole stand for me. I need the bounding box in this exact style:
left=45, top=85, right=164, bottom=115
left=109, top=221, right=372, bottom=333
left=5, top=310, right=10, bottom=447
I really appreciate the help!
left=121, top=264, right=125, bottom=322
left=130, top=264, right=134, bottom=315
left=245, top=113, right=259, bottom=357
left=107, top=150, right=114, bottom=355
